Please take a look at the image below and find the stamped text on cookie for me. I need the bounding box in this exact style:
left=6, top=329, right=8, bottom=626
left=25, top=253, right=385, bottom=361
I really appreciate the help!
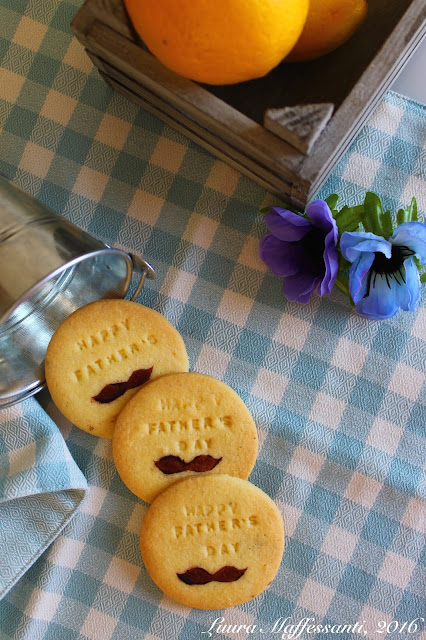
left=144, top=415, right=233, bottom=461
left=172, top=501, right=259, bottom=541
left=143, top=415, right=233, bottom=436
left=73, top=333, right=158, bottom=382
left=158, top=394, right=223, bottom=412
left=75, top=318, right=132, bottom=351
left=172, top=502, right=256, bottom=583
left=172, top=514, right=259, bottom=539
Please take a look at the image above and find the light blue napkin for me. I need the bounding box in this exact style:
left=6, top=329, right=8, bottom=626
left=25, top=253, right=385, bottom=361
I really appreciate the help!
left=0, top=398, right=87, bottom=599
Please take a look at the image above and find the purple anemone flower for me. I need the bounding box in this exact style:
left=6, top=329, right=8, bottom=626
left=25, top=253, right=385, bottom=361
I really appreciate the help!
left=259, top=200, right=339, bottom=303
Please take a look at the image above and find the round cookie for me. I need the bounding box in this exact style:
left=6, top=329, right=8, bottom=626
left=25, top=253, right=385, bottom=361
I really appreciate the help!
left=140, top=474, right=284, bottom=609
left=45, top=299, right=189, bottom=438
left=112, top=372, right=258, bottom=503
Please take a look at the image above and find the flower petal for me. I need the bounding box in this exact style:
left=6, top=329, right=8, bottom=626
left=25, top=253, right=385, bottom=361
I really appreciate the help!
left=340, top=231, right=391, bottom=263
left=282, top=272, right=320, bottom=303
left=348, top=251, right=375, bottom=304
left=395, top=257, right=420, bottom=312
left=319, top=228, right=339, bottom=295
left=264, top=207, right=312, bottom=241
left=306, top=199, right=336, bottom=233
left=294, top=283, right=321, bottom=304
left=356, top=273, right=399, bottom=320
left=259, top=234, right=303, bottom=277
left=391, top=221, right=426, bottom=264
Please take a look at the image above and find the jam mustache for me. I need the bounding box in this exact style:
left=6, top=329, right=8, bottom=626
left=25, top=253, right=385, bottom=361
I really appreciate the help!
left=154, top=454, right=222, bottom=474
left=177, top=566, right=247, bottom=585
left=93, top=366, right=153, bottom=403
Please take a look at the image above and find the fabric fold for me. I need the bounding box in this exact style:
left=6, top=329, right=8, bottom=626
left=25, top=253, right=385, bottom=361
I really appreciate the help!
left=0, top=398, right=87, bottom=599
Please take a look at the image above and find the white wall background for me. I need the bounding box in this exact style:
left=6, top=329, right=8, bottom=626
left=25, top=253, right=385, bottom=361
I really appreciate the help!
left=391, top=35, right=426, bottom=103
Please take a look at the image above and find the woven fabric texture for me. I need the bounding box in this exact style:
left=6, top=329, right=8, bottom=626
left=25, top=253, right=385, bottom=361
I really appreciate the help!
left=0, top=400, right=87, bottom=599
left=0, top=1, right=425, bottom=639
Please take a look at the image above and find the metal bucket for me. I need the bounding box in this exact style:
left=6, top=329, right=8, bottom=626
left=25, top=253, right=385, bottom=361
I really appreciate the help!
left=0, top=176, right=155, bottom=408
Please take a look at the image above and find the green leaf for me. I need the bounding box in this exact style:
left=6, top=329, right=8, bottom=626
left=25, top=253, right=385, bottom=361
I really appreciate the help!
left=421, top=272, right=426, bottom=283
left=408, top=197, right=418, bottom=221
left=396, top=198, right=418, bottom=225
left=397, top=208, right=405, bottom=226
left=259, top=206, right=270, bottom=214
left=362, top=192, right=384, bottom=235
left=335, top=204, right=363, bottom=234
left=381, top=209, right=393, bottom=238
left=325, top=193, right=339, bottom=210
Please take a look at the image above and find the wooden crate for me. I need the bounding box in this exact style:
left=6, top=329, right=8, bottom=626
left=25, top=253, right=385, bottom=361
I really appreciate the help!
left=72, top=0, right=426, bottom=208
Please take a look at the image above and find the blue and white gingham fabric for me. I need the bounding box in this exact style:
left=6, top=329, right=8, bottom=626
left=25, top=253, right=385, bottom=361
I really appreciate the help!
left=0, top=1, right=425, bottom=639
left=0, top=399, right=87, bottom=599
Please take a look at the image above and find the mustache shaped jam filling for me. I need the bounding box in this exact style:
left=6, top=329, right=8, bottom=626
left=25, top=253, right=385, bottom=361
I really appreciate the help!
left=93, top=367, right=153, bottom=403
left=177, top=566, right=247, bottom=585
left=154, top=454, right=222, bottom=474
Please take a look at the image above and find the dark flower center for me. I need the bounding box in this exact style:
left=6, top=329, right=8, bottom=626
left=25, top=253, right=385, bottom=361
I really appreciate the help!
left=365, top=244, right=415, bottom=296
left=303, top=228, right=327, bottom=272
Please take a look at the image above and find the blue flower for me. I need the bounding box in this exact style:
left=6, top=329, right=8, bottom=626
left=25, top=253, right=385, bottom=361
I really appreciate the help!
left=340, top=222, right=426, bottom=319
left=259, top=200, right=339, bottom=303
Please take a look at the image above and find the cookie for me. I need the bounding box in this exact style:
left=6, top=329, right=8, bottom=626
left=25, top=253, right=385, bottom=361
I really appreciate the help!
left=140, top=474, right=284, bottom=609
left=45, top=299, right=189, bottom=438
left=112, top=372, right=258, bottom=503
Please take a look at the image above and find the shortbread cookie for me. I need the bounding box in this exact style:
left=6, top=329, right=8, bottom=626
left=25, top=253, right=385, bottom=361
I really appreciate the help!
left=112, top=372, right=258, bottom=503
left=45, top=299, right=189, bottom=438
left=140, top=474, right=284, bottom=609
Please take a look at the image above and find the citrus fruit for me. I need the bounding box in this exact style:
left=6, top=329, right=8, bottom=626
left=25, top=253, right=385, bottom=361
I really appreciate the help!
left=124, top=0, right=309, bottom=85
left=286, top=0, right=367, bottom=62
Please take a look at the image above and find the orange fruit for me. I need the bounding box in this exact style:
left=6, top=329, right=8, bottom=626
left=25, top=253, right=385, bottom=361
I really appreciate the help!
left=286, top=0, right=367, bottom=62
left=124, top=0, right=309, bottom=85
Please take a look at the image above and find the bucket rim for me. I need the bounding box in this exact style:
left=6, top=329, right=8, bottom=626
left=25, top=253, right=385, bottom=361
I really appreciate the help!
left=0, top=380, right=44, bottom=409
left=0, top=246, right=133, bottom=328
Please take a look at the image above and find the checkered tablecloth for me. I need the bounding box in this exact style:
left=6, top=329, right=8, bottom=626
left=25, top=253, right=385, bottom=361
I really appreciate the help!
left=0, top=401, right=87, bottom=600
left=0, top=1, right=425, bottom=639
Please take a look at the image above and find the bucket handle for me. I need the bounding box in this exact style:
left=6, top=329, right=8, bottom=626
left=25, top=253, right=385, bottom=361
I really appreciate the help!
left=129, top=254, right=155, bottom=301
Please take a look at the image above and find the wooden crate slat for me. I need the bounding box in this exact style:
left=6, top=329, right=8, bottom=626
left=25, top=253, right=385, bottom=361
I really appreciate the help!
left=98, top=60, right=293, bottom=190
left=83, top=21, right=305, bottom=178
left=88, top=0, right=135, bottom=40
left=72, top=0, right=426, bottom=207
left=94, top=56, right=310, bottom=204
left=298, top=0, right=426, bottom=186
left=101, top=73, right=299, bottom=200
left=71, top=0, right=97, bottom=49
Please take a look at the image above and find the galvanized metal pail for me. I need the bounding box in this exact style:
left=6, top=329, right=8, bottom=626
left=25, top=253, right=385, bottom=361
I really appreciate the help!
left=0, top=175, right=154, bottom=408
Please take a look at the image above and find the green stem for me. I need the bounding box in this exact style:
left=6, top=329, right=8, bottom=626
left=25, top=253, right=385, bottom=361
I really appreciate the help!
left=334, top=273, right=351, bottom=299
